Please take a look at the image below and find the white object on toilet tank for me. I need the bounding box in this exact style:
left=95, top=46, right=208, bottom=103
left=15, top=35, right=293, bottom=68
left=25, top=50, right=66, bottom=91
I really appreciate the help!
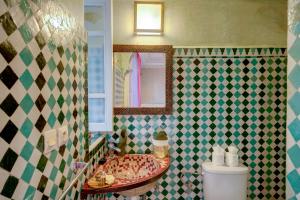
left=212, top=145, right=225, bottom=166
left=202, top=162, right=248, bottom=200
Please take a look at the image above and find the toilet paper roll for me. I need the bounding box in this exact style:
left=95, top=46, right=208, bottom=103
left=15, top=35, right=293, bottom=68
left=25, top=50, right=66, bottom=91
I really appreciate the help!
left=225, top=152, right=239, bottom=167
left=212, top=152, right=224, bottom=166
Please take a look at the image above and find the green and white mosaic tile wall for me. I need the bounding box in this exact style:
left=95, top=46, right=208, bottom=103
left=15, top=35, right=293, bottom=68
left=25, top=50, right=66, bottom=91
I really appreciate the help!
left=287, top=1, right=300, bottom=199
left=0, top=0, right=88, bottom=199
left=111, top=48, right=287, bottom=199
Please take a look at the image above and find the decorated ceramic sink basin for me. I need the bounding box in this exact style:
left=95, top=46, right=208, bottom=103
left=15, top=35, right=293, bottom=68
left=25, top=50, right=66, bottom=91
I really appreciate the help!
left=81, top=154, right=170, bottom=198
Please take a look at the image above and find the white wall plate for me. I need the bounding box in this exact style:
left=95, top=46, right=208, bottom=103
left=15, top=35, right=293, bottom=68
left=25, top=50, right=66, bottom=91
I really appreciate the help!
left=44, top=129, right=57, bottom=154
left=58, top=126, right=68, bottom=146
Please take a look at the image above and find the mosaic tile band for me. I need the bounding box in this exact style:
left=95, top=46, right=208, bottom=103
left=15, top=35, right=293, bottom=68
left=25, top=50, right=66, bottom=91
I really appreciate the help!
left=287, top=1, right=300, bottom=199
left=0, top=0, right=88, bottom=199
left=111, top=48, right=287, bottom=200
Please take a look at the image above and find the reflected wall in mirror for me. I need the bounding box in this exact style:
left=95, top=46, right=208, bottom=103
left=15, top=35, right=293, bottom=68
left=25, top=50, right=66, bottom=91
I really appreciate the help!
left=113, top=45, right=173, bottom=115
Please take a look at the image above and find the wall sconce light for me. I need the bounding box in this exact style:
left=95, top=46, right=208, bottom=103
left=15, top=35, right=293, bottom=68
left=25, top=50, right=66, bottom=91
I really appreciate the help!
left=134, top=1, right=164, bottom=35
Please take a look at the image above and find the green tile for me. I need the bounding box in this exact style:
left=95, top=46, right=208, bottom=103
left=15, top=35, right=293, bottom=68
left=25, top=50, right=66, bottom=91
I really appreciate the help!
left=19, top=0, right=32, bottom=17
left=49, top=150, right=58, bottom=164
left=50, top=185, right=58, bottom=199
left=20, top=94, right=34, bottom=114
left=48, top=41, right=56, bottom=53
left=23, top=185, right=35, bottom=200
left=47, top=76, right=56, bottom=91
left=20, top=141, right=34, bottom=161
left=47, top=94, right=56, bottom=109
left=19, top=47, right=33, bottom=67
left=19, top=69, right=33, bottom=90
left=49, top=167, right=58, bottom=181
left=21, top=163, right=35, bottom=183
left=48, top=58, right=56, bottom=72
left=19, top=23, right=32, bottom=43
left=20, top=118, right=33, bottom=138
left=48, top=112, right=56, bottom=128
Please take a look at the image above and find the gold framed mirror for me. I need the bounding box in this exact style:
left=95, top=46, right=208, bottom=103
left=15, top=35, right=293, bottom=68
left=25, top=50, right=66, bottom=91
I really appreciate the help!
left=113, top=45, right=173, bottom=115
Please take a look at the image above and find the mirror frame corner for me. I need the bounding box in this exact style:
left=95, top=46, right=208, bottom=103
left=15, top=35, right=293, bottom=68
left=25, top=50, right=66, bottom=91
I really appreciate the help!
left=113, top=44, right=173, bottom=115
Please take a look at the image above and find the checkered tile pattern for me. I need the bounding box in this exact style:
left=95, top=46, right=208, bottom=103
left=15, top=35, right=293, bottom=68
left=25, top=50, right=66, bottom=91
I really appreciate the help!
left=287, top=1, right=300, bottom=199
left=0, top=0, right=88, bottom=199
left=110, top=48, right=287, bottom=200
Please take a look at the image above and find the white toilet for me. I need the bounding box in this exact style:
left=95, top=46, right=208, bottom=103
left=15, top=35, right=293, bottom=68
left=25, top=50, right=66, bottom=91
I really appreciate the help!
left=202, top=162, right=249, bottom=200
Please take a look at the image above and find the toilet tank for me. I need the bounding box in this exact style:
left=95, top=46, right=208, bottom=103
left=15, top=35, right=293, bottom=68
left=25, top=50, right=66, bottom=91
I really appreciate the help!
left=202, top=162, right=248, bottom=200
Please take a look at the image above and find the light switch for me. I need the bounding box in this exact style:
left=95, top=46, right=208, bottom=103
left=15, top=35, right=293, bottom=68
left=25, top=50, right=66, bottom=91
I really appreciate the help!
left=44, top=129, right=57, bottom=153
left=58, top=126, right=68, bottom=146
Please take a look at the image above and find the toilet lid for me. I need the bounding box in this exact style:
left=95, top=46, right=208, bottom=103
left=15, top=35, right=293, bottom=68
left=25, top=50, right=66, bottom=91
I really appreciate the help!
left=202, top=162, right=248, bottom=175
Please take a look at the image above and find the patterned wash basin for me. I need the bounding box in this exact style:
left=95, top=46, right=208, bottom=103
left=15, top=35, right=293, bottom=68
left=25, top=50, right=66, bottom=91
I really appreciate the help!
left=103, top=154, right=161, bottom=182
left=81, top=154, right=170, bottom=197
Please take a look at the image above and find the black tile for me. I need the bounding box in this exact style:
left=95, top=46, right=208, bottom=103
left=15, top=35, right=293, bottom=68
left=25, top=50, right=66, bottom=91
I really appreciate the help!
left=243, top=59, right=250, bottom=66
left=57, top=78, right=64, bottom=92
left=59, top=175, right=66, bottom=189
left=0, top=120, right=18, bottom=144
left=0, top=12, right=17, bottom=36
left=57, top=46, right=64, bottom=57
left=35, top=52, right=46, bottom=70
left=0, top=40, right=17, bottom=63
left=72, top=67, right=77, bottom=76
left=41, top=195, right=49, bottom=200
left=0, top=148, right=18, bottom=172
left=37, top=175, right=48, bottom=193
left=0, top=94, right=18, bottom=117
left=35, top=32, right=46, bottom=49
left=36, top=135, right=44, bottom=153
left=1, top=175, right=18, bottom=198
left=0, top=65, right=18, bottom=89
left=59, top=159, right=66, bottom=173
left=73, top=135, right=78, bottom=147
left=35, top=94, right=46, bottom=112
left=35, top=73, right=46, bottom=90
left=72, top=80, right=77, bottom=90
left=73, top=121, right=78, bottom=132
left=37, top=154, right=48, bottom=172
left=58, top=145, right=65, bottom=156
left=57, top=61, right=64, bottom=75
left=73, top=108, right=77, bottom=119
left=57, top=111, right=65, bottom=125
left=72, top=95, right=77, bottom=105
left=73, top=149, right=78, bottom=159
left=35, top=115, right=46, bottom=132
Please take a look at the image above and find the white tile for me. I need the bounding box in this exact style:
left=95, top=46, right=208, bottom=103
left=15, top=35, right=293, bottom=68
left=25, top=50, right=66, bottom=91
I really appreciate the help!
left=28, top=149, right=42, bottom=169
left=11, top=157, right=27, bottom=178
left=12, top=179, right=28, bottom=200
left=28, top=128, right=41, bottom=147
left=9, top=30, right=26, bottom=53
left=10, top=133, right=26, bottom=154
left=28, top=37, right=40, bottom=58
left=0, top=0, right=8, bottom=16
left=43, top=180, right=52, bottom=196
left=11, top=106, right=27, bottom=127
left=0, top=138, right=9, bottom=161
left=0, top=26, right=7, bottom=44
left=9, top=56, right=25, bottom=77
left=0, top=168, right=9, bottom=192
left=9, top=5, right=25, bottom=27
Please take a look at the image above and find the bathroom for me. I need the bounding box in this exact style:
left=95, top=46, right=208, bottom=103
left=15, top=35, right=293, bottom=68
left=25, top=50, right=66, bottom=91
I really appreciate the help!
left=0, top=0, right=299, bottom=199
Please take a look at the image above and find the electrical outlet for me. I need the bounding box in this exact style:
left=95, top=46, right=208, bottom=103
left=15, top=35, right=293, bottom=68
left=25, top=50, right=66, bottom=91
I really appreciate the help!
left=58, top=126, right=68, bottom=146
left=44, top=129, right=57, bottom=153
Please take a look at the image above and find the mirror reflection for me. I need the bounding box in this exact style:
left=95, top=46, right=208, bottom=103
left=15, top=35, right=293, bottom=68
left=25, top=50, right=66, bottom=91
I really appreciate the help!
left=114, top=52, right=166, bottom=108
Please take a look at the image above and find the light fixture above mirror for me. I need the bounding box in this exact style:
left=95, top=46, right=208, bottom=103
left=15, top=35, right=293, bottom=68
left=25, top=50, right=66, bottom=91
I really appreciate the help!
left=134, top=1, right=164, bottom=35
